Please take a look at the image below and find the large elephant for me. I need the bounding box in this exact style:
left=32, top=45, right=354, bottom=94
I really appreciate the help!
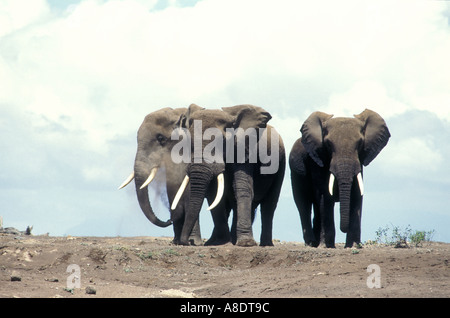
left=172, top=104, right=286, bottom=247
left=289, top=109, right=390, bottom=248
left=118, top=105, right=204, bottom=245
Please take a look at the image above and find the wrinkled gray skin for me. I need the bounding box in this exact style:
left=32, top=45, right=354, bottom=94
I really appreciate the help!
left=178, top=104, right=286, bottom=247
left=289, top=109, right=390, bottom=248
left=131, top=106, right=203, bottom=245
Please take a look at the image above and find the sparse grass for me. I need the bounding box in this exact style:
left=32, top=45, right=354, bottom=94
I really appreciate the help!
left=136, top=248, right=180, bottom=260
left=373, top=224, right=435, bottom=247
left=163, top=248, right=180, bottom=256
left=137, top=251, right=156, bottom=260
left=63, top=287, right=74, bottom=294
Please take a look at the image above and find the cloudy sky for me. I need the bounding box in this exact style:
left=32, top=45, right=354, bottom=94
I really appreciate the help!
left=1, top=0, right=449, bottom=243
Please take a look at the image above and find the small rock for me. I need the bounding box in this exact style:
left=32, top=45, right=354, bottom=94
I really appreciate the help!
left=11, top=275, right=21, bottom=282
left=85, top=286, right=97, bottom=295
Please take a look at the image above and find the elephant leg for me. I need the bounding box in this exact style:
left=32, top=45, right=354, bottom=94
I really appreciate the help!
left=312, top=201, right=322, bottom=245
left=259, top=179, right=283, bottom=246
left=260, top=160, right=285, bottom=246
left=232, top=165, right=257, bottom=247
left=319, top=194, right=336, bottom=248
left=259, top=201, right=275, bottom=246
left=172, top=219, right=183, bottom=245
left=189, top=219, right=203, bottom=246
left=171, top=208, right=202, bottom=245
left=205, top=198, right=231, bottom=246
left=291, top=171, right=318, bottom=247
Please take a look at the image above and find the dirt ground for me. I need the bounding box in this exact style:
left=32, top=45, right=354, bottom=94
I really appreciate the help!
left=0, top=232, right=448, bottom=299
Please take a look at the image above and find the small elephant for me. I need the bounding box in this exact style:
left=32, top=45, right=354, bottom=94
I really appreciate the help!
left=119, top=105, right=204, bottom=245
left=171, top=104, right=286, bottom=247
left=289, top=109, right=390, bottom=248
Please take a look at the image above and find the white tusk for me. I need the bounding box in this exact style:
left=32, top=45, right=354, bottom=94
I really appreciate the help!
left=328, top=173, right=335, bottom=196
left=357, top=172, right=364, bottom=196
left=139, top=167, right=158, bottom=190
left=207, top=173, right=225, bottom=211
left=171, top=175, right=190, bottom=210
left=118, top=172, right=135, bottom=190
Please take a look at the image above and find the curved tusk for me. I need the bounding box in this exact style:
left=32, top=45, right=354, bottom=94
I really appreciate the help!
left=139, top=167, right=158, bottom=190
left=207, top=173, right=225, bottom=211
left=118, top=172, right=135, bottom=190
left=171, top=175, right=190, bottom=210
left=357, top=172, right=364, bottom=196
left=328, top=173, right=335, bottom=196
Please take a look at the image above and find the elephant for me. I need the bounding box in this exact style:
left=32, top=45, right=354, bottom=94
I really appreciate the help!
left=118, top=105, right=204, bottom=245
left=222, top=105, right=286, bottom=247
left=171, top=104, right=286, bottom=247
left=289, top=109, right=390, bottom=248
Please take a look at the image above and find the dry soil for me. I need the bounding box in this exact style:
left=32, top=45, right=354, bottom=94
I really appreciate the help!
left=0, top=233, right=448, bottom=298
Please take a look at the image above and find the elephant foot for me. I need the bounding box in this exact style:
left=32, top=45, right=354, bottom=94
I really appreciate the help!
left=189, top=234, right=203, bottom=246
left=172, top=238, right=190, bottom=246
left=175, top=237, right=192, bottom=246
left=189, top=235, right=204, bottom=246
left=305, top=240, right=320, bottom=248
left=205, top=236, right=230, bottom=246
left=259, top=239, right=274, bottom=247
left=317, top=241, right=336, bottom=248
left=236, top=237, right=258, bottom=247
left=345, top=241, right=362, bottom=249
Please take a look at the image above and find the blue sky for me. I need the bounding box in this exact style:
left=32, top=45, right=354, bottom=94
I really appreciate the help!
left=1, top=0, right=449, bottom=243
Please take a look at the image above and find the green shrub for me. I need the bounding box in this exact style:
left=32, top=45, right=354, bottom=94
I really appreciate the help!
left=374, top=224, right=435, bottom=247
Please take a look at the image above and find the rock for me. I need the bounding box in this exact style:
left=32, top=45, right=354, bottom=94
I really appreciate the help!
left=11, top=275, right=21, bottom=282
left=0, top=226, right=32, bottom=236
left=85, top=286, right=97, bottom=295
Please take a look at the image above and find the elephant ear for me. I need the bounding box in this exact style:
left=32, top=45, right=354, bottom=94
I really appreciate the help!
left=222, top=105, right=272, bottom=130
left=354, top=109, right=391, bottom=166
left=300, top=111, right=333, bottom=167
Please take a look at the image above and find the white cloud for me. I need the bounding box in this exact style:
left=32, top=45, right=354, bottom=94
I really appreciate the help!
left=2, top=0, right=449, bottom=137
left=380, top=137, right=444, bottom=178
left=0, top=0, right=50, bottom=37
left=326, top=80, right=408, bottom=118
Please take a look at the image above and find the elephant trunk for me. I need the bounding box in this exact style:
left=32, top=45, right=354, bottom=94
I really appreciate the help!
left=134, top=159, right=172, bottom=228
left=338, top=181, right=352, bottom=233
left=331, top=158, right=361, bottom=234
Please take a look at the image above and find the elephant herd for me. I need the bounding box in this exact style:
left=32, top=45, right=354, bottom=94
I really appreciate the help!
left=119, top=104, right=390, bottom=248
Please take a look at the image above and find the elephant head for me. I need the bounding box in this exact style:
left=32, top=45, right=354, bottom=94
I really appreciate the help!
left=118, top=105, right=204, bottom=228
left=301, top=109, right=390, bottom=233
left=172, top=104, right=272, bottom=245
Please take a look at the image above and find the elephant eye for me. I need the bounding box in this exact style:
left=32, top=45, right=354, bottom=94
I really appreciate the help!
left=156, top=134, right=167, bottom=145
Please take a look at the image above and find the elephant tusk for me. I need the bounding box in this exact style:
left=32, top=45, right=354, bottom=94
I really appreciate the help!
left=357, top=172, right=364, bottom=196
left=171, top=175, right=190, bottom=210
left=328, top=173, right=335, bottom=196
left=207, top=173, right=225, bottom=211
left=139, top=167, right=158, bottom=190
left=118, top=172, right=135, bottom=190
